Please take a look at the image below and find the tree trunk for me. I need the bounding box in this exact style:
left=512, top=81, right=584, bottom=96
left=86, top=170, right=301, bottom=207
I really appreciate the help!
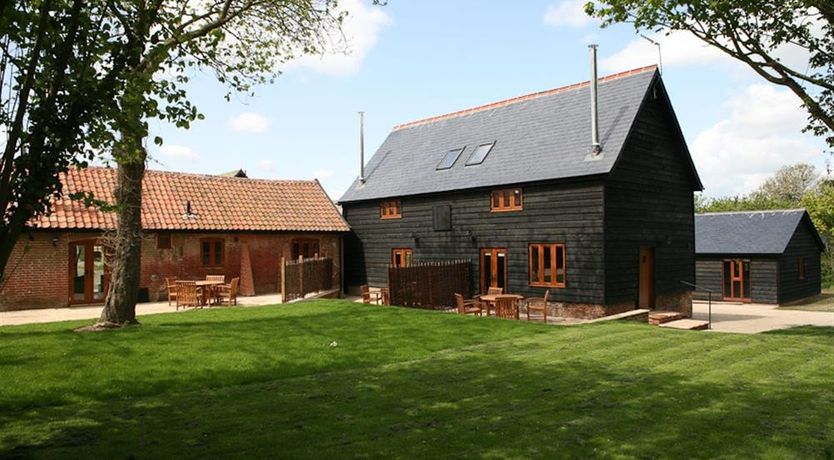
left=99, top=144, right=145, bottom=325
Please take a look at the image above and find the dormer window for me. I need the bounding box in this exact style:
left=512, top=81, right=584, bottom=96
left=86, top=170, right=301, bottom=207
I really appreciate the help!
left=380, top=200, right=401, bottom=219
left=491, top=188, right=522, bottom=212
left=466, top=142, right=495, bottom=166
left=437, top=147, right=465, bottom=170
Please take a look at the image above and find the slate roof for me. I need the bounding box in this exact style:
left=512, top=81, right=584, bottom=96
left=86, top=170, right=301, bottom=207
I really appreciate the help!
left=29, top=167, right=350, bottom=232
left=695, top=209, right=823, bottom=255
left=340, top=65, right=691, bottom=203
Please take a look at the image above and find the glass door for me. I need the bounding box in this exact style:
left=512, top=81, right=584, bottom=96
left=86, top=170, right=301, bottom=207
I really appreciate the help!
left=69, top=241, right=109, bottom=304
left=480, top=248, right=508, bottom=294
left=722, top=259, right=750, bottom=301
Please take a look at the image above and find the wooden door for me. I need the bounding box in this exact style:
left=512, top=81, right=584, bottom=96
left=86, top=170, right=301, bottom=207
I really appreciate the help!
left=638, top=247, right=654, bottom=309
left=68, top=240, right=109, bottom=305
left=722, top=259, right=750, bottom=301
left=480, top=248, right=508, bottom=294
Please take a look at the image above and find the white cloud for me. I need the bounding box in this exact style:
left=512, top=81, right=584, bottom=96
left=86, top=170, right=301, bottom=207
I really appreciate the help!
left=313, top=168, right=334, bottom=180
left=159, top=144, right=198, bottom=160
left=287, top=0, right=392, bottom=76
left=259, top=159, right=274, bottom=173
left=543, top=0, right=596, bottom=28
left=691, top=84, right=823, bottom=197
left=601, top=31, right=728, bottom=73
left=228, top=112, right=270, bottom=133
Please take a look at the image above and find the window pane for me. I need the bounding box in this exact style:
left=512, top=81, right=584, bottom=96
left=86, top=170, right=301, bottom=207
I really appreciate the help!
left=513, top=189, right=522, bottom=207
left=503, top=191, right=510, bottom=208
left=436, top=148, right=463, bottom=170
left=556, top=246, right=565, bottom=284
left=202, top=242, right=210, bottom=265
left=543, top=245, right=552, bottom=283
left=214, top=242, right=223, bottom=265
left=496, top=252, right=506, bottom=290
left=466, top=142, right=495, bottom=166
left=405, top=251, right=412, bottom=267
left=530, top=246, right=539, bottom=282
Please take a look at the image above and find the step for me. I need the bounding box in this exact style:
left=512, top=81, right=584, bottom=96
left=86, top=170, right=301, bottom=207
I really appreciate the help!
left=659, top=319, right=710, bottom=331
left=648, top=311, right=686, bottom=326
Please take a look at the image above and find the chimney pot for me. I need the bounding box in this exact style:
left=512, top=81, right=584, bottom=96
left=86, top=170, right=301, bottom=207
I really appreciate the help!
left=589, top=44, right=602, bottom=155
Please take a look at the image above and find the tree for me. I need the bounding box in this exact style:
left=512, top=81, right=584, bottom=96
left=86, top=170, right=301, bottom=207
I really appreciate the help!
left=695, top=193, right=795, bottom=213
left=0, top=1, right=125, bottom=284
left=801, top=182, right=834, bottom=287
left=586, top=1, right=834, bottom=151
left=756, top=163, right=819, bottom=202
left=95, top=1, right=347, bottom=326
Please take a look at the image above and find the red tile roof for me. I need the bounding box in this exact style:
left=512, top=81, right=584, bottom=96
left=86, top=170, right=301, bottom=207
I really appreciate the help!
left=393, top=65, right=658, bottom=131
left=30, top=167, right=350, bottom=232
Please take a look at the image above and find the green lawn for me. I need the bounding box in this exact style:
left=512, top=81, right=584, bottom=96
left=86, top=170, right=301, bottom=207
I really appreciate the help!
left=779, top=288, right=834, bottom=312
left=1, top=301, right=832, bottom=459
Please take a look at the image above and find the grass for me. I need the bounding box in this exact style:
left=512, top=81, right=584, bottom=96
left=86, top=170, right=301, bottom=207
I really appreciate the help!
left=1, top=301, right=832, bottom=459
left=779, top=288, right=834, bottom=312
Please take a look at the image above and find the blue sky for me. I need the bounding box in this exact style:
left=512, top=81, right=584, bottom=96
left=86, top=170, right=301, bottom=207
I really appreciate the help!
left=146, top=0, right=829, bottom=200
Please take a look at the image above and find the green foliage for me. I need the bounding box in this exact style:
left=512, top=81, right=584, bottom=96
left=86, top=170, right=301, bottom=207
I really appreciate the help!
left=802, top=182, right=834, bottom=286
left=694, top=193, right=795, bottom=213
left=0, top=301, right=832, bottom=457
left=586, top=0, right=834, bottom=151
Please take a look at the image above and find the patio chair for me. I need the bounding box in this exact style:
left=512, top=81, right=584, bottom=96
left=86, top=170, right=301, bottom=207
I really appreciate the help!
left=526, top=289, right=550, bottom=323
left=175, top=281, right=201, bottom=310
left=165, top=277, right=178, bottom=306
left=494, top=295, right=519, bottom=320
left=205, top=275, right=226, bottom=304
left=361, top=285, right=382, bottom=305
left=455, top=293, right=482, bottom=316
left=487, top=287, right=503, bottom=295
left=216, top=277, right=239, bottom=306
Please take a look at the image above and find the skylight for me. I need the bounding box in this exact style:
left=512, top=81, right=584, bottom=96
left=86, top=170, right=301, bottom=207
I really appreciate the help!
left=436, top=147, right=465, bottom=170
left=465, top=142, right=495, bottom=166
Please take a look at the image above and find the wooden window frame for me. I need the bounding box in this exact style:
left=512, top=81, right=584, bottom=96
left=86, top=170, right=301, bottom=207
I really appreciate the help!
left=200, top=238, right=225, bottom=267
left=798, top=257, right=806, bottom=280
left=157, top=233, right=172, bottom=250
left=490, top=188, right=523, bottom=212
left=391, top=248, right=413, bottom=267
left=528, top=243, right=566, bottom=288
left=292, top=238, right=320, bottom=261
left=480, top=247, right=508, bottom=294
left=721, top=258, right=751, bottom=302
left=380, top=200, right=402, bottom=219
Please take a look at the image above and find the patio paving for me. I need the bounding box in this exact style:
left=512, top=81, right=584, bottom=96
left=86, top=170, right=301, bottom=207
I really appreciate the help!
left=692, top=299, right=834, bottom=334
left=0, top=293, right=285, bottom=327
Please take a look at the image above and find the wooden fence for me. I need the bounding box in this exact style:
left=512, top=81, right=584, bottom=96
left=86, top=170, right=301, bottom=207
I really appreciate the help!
left=388, top=260, right=471, bottom=309
left=281, top=257, right=333, bottom=303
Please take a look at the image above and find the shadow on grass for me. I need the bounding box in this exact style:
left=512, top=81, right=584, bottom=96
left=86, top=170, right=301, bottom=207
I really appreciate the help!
left=0, top=301, right=538, bottom=412
left=1, top=339, right=832, bottom=459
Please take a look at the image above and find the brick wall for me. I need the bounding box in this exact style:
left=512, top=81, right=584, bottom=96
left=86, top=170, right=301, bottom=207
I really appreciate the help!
left=1, top=231, right=342, bottom=311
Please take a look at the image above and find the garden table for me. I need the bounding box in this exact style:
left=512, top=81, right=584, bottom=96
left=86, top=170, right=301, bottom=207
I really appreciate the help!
left=478, top=294, right=524, bottom=318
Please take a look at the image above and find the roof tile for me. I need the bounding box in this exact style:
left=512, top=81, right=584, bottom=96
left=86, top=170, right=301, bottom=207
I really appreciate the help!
left=29, top=167, right=350, bottom=232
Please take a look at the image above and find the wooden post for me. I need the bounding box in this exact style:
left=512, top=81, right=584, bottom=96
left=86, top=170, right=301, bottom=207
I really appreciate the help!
left=280, top=257, right=286, bottom=303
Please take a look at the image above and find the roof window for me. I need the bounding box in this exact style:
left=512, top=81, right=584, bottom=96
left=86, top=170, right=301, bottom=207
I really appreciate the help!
left=436, top=147, right=465, bottom=170
left=466, top=142, right=495, bottom=166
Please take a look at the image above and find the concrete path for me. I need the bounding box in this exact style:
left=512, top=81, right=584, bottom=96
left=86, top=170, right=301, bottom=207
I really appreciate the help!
left=0, top=293, right=285, bottom=327
left=692, top=300, right=834, bottom=334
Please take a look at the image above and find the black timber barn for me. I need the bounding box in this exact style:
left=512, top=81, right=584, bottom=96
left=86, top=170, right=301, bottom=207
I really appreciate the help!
left=339, top=65, right=703, bottom=318
left=694, top=210, right=825, bottom=304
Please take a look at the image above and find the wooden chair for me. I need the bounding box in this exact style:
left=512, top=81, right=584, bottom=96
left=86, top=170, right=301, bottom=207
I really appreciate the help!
left=361, top=285, right=382, bottom=305
left=216, top=277, right=239, bottom=306
left=165, top=277, right=178, bottom=306
left=205, top=275, right=226, bottom=304
left=381, top=287, right=391, bottom=306
left=455, top=293, right=482, bottom=316
left=526, top=289, right=550, bottom=323
left=494, top=295, right=519, bottom=320
left=175, top=281, right=201, bottom=310
left=487, top=287, right=503, bottom=295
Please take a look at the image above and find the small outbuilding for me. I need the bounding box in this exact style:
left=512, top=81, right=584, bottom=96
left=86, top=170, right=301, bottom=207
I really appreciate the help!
left=694, top=209, right=825, bottom=304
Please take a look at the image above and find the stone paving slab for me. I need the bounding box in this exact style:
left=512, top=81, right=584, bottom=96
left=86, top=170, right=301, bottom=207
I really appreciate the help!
left=692, top=300, right=834, bottom=334
left=0, top=293, right=285, bottom=327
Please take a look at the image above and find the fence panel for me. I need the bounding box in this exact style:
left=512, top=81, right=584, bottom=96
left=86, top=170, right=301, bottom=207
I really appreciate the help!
left=388, top=260, right=471, bottom=309
left=282, top=257, right=333, bottom=302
